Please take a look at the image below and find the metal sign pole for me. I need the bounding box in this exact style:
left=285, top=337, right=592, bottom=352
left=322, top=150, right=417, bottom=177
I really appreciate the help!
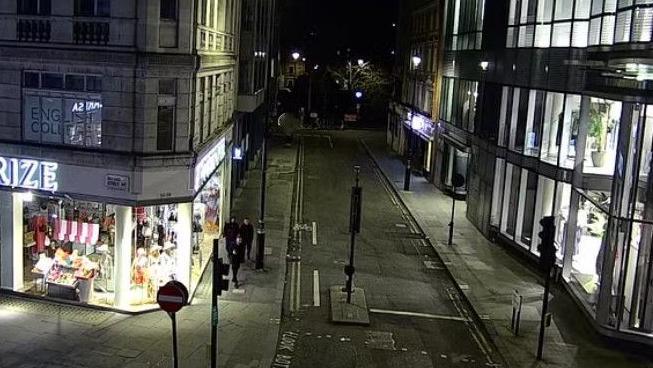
left=346, top=166, right=362, bottom=303
left=170, top=312, right=179, bottom=368
left=211, top=240, right=219, bottom=368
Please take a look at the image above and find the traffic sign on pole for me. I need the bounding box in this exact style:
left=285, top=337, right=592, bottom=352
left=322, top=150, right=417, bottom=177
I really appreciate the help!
left=157, top=281, right=188, bottom=368
left=157, top=281, right=189, bottom=313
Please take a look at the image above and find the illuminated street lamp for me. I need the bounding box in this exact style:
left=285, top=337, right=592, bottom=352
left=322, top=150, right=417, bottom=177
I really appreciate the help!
left=357, top=59, right=365, bottom=67
left=291, top=52, right=300, bottom=60
left=355, top=91, right=363, bottom=99
left=411, top=56, right=422, bottom=68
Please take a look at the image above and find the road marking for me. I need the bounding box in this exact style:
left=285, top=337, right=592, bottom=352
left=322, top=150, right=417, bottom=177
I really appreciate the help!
left=312, top=221, right=317, bottom=246
left=289, top=262, right=296, bottom=312
left=313, top=270, right=320, bottom=307
left=369, top=308, right=471, bottom=322
left=296, top=261, right=301, bottom=311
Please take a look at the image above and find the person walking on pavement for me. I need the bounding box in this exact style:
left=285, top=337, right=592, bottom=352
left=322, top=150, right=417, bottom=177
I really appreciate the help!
left=228, top=235, right=245, bottom=288
left=223, top=216, right=239, bottom=253
left=240, top=217, right=255, bottom=261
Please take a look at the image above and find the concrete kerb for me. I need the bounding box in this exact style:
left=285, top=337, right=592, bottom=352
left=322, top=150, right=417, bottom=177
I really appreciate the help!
left=359, top=138, right=510, bottom=365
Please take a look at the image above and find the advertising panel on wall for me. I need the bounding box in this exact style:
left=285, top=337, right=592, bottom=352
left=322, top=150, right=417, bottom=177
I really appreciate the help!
left=23, top=92, right=102, bottom=147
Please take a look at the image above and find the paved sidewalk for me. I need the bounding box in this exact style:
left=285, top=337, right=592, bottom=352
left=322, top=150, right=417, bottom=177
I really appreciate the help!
left=0, top=140, right=294, bottom=368
left=361, top=131, right=653, bottom=368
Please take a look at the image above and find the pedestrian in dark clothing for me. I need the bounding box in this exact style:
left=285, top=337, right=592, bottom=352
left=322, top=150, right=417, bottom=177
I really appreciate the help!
left=223, top=216, right=239, bottom=252
left=228, top=235, right=246, bottom=288
left=240, top=217, right=255, bottom=260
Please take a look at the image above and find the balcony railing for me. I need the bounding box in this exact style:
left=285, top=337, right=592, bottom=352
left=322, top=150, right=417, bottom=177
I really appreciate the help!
left=17, top=18, right=51, bottom=42
left=197, top=26, right=234, bottom=53
left=73, top=21, right=109, bottom=45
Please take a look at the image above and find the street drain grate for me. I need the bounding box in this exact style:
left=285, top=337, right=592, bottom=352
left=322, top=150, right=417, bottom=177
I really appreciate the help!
left=365, top=330, right=396, bottom=350
left=0, top=295, right=116, bottom=325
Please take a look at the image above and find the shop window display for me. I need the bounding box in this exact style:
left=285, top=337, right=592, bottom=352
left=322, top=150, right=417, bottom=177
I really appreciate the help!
left=583, top=98, right=622, bottom=175
left=23, top=196, right=114, bottom=305
left=130, top=205, right=179, bottom=306
left=192, top=169, right=223, bottom=289
left=570, top=196, right=609, bottom=311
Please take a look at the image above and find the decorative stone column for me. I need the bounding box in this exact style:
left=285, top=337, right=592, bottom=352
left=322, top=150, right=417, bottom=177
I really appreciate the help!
left=114, top=205, right=133, bottom=309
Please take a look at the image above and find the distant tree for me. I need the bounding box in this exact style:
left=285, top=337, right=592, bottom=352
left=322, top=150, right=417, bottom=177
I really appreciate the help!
left=327, top=62, right=392, bottom=122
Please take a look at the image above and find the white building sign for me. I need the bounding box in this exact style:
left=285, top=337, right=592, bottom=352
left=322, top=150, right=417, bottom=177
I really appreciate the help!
left=194, top=137, right=226, bottom=191
left=0, top=156, right=58, bottom=191
left=105, top=174, right=130, bottom=192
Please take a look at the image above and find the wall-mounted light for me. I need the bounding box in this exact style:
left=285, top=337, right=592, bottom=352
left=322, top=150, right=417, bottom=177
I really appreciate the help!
left=232, top=146, right=243, bottom=160
left=480, top=61, right=489, bottom=70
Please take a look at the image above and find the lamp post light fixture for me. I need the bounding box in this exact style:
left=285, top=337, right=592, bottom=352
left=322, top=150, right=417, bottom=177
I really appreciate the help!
left=291, top=52, right=300, bottom=61
left=412, top=56, right=422, bottom=68
left=404, top=55, right=422, bottom=191
left=357, top=59, right=365, bottom=67
left=355, top=91, right=363, bottom=99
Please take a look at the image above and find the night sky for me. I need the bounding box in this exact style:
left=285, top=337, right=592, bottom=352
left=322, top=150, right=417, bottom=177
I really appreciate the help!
left=280, top=0, right=398, bottom=66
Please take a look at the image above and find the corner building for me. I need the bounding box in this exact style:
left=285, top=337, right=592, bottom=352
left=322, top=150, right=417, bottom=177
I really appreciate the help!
left=438, top=0, right=653, bottom=344
left=0, top=0, right=241, bottom=312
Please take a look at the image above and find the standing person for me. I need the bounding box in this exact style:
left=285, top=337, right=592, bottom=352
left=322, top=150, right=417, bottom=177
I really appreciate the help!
left=223, top=216, right=239, bottom=253
left=240, top=217, right=255, bottom=261
left=228, top=235, right=245, bottom=288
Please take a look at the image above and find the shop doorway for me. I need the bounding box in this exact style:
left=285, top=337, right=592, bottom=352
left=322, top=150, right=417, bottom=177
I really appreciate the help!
left=441, top=143, right=469, bottom=195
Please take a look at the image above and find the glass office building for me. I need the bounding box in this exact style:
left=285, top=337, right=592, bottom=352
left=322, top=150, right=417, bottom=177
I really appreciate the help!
left=438, top=0, right=653, bottom=343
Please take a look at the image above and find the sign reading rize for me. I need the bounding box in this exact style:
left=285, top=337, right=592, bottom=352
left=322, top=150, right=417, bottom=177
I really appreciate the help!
left=0, top=157, right=58, bottom=191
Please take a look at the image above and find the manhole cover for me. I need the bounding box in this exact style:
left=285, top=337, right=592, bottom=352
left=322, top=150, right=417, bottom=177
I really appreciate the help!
left=365, top=330, right=396, bottom=350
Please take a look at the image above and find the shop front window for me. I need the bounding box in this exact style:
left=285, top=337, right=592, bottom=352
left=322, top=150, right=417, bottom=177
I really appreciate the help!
left=501, top=163, right=521, bottom=237
left=524, top=90, right=545, bottom=157
left=554, top=182, right=572, bottom=261
left=638, top=105, right=653, bottom=180
left=540, top=92, right=565, bottom=165
left=130, top=205, right=179, bottom=306
left=516, top=170, right=538, bottom=248
left=192, top=168, right=223, bottom=289
left=490, top=158, right=506, bottom=226
left=620, top=220, right=653, bottom=332
left=24, top=196, right=115, bottom=306
left=560, top=94, right=581, bottom=169
left=570, top=196, right=609, bottom=312
left=584, top=98, right=622, bottom=175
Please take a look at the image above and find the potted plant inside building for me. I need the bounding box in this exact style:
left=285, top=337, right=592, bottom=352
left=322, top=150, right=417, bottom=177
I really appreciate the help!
left=588, top=104, right=608, bottom=167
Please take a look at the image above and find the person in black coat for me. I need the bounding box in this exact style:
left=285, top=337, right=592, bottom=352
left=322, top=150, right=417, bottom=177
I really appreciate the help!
left=227, top=235, right=246, bottom=288
left=239, top=217, right=255, bottom=260
left=223, top=216, right=239, bottom=252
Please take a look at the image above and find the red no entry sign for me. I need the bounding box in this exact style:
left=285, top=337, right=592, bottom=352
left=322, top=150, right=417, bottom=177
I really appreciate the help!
left=157, top=281, right=189, bottom=313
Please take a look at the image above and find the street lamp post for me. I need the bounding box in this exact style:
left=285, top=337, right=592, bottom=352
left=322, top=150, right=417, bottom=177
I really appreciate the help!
left=404, top=55, right=421, bottom=191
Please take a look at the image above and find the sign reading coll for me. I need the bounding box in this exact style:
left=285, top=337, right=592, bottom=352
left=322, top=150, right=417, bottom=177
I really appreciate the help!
left=195, top=138, right=225, bottom=191
left=0, top=156, right=58, bottom=191
left=23, top=94, right=103, bottom=146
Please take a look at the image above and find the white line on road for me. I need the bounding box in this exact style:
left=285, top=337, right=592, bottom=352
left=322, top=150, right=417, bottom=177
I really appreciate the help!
left=312, top=221, right=317, bottom=246
left=369, top=308, right=471, bottom=322
left=313, top=270, right=320, bottom=307
left=289, top=262, right=296, bottom=312
left=295, top=261, right=301, bottom=311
